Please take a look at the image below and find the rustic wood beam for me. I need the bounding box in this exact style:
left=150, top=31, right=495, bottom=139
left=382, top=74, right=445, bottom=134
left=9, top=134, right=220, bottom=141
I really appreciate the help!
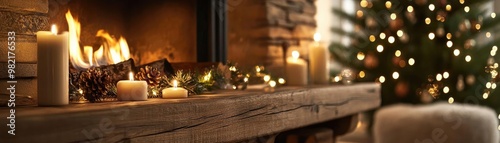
left=0, top=83, right=380, bottom=143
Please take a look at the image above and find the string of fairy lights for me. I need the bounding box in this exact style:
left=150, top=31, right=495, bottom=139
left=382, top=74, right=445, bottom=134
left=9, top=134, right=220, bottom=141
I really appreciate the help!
left=353, top=0, right=500, bottom=128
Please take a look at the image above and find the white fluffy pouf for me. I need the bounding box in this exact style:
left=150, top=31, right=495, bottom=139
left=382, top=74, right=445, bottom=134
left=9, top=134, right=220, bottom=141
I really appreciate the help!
left=373, top=102, right=499, bottom=143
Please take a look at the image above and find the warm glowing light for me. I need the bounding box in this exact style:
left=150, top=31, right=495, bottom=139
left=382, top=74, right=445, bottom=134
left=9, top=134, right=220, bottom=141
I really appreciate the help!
left=492, top=83, right=497, bottom=89
left=486, top=32, right=491, bottom=38
left=269, top=80, right=277, bottom=87
left=491, top=46, right=498, bottom=56
left=483, top=92, right=489, bottom=99
left=487, top=82, right=492, bottom=89
left=244, top=77, right=249, bottom=82
left=459, top=0, right=465, bottom=4
left=78, top=89, right=83, bottom=94
left=203, top=71, right=212, bottom=82
left=465, top=55, right=471, bottom=62
left=385, top=1, right=392, bottom=9
left=390, top=13, right=397, bottom=20
left=397, top=30, right=404, bottom=37
left=395, top=50, right=401, bottom=57
left=464, top=6, right=470, bottom=13
left=278, top=78, right=286, bottom=84
left=409, top=58, right=415, bottom=66
left=407, top=6, right=414, bottom=12
left=229, top=66, right=237, bottom=71
left=356, top=10, right=364, bottom=18
left=369, top=35, right=376, bottom=42
left=314, top=33, right=321, bottom=42
left=380, top=33, right=386, bottom=40
left=429, top=4, right=435, bottom=11
left=51, top=24, right=57, bottom=34
left=428, top=33, right=435, bottom=40
left=492, top=13, right=497, bottom=18
left=173, top=80, right=178, bottom=88
left=436, top=74, right=443, bottom=81
left=333, top=76, right=341, bottom=82
left=360, top=0, right=368, bottom=8
left=84, top=46, right=93, bottom=66
left=446, top=33, right=452, bottom=39
left=443, top=72, right=450, bottom=79
left=292, top=51, right=300, bottom=59
left=446, top=5, right=452, bottom=11
left=453, top=49, right=460, bottom=56
left=475, top=24, right=481, bottom=30
left=443, top=86, right=449, bottom=94
left=392, top=72, right=399, bottom=79
left=256, top=66, right=261, bottom=72
left=447, top=41, right=453, bottom=48
left=357, top=52, right=365, bottom=60
left=264, top=75, right=271, bottom=82
left=66, top=11, right=130, bottom=70
left=379, top=76, right=386, bottom=83
left=377, top=45, right=384, bottom=53
left=425, top=17, right=431, bottom=25
left=448, top=97, right=454, bottom=104
left=129, top=72, right=134, bottom=81
left=359, top=71, right=366, bottom=78
left=388, top=36, right=395, bottom=43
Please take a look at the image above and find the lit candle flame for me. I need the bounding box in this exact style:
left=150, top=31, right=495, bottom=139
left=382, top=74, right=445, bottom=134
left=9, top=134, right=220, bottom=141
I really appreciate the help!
left=269, top=80, right=277, bottom=88
left=314, top=33, right=321, bottom=42
left=51, top=24, right=57, bottom=35
left=129, top=72, right=134, bottom=81
left=173, top=80, right=178, bottom=88
left=292, top=51, right=300, bottom=59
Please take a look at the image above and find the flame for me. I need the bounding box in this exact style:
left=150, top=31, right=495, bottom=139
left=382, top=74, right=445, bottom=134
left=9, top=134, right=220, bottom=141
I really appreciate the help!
left=66, top=10, right=130, bottom=70
left=173, top=80, right=178, bottom=88
left=129, top=72, right=134, bottom=81
left=314, top=33, right=321, bottom=42
left=51, top=25, right=57, bottom=34
left=291, top=51, right=300, bottom=59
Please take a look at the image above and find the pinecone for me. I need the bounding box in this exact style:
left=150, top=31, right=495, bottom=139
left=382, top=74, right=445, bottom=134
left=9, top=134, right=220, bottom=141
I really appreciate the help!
left=78, top=68, right=113, bottom=102
left=136, top=66, right=162, bottom=87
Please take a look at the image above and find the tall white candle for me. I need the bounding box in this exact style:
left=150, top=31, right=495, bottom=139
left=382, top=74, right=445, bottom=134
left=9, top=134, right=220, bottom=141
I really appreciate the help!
left=162, top=80, right=188, bottom=99
left=37, top=25, right=69, bottom=106
left=309, top=33, right=330, bottom=84
left=117, top=72, right=148, bottom=101
left=286, top=51, right=308, bottom=86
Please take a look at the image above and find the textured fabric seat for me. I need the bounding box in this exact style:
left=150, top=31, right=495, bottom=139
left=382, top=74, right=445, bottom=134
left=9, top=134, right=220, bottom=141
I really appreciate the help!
left=373, top=102, right=499, bottom=143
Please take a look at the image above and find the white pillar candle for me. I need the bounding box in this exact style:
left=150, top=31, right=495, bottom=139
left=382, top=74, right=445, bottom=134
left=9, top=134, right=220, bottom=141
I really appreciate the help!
left=162, top=80, right=188, bottom=99
left=309, top=33, right=330, bottom=84
left=37, top=25, right=69, bottom=106
left=286, top=51, right=308, bottom=86
left=117, top=72, right=148, bottom=101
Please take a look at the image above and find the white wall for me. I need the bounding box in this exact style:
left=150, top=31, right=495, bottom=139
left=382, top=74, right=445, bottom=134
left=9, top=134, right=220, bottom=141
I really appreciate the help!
left=315, top=0, right=355, bottom=72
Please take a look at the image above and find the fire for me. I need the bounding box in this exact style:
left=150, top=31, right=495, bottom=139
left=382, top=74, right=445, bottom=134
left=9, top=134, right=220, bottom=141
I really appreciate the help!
left=66, top=10, right=130, bottom=70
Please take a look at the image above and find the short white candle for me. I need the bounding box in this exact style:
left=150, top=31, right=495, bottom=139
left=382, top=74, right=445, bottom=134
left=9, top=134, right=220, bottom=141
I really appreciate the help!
left=37, top=25, right=69, bottom=106
left=286, top=51, right=308, bottom=86
left=117, top=72, right=148, bottom=101
left=309, top=33, right=330, bottom=84
left=162, top=80, right=188, bottom=99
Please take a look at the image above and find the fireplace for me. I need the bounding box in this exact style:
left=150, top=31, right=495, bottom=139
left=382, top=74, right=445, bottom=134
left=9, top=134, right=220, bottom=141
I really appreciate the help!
left=48, top=0, right=227, bottom=65
left=0, top=0, right=318, bottom=105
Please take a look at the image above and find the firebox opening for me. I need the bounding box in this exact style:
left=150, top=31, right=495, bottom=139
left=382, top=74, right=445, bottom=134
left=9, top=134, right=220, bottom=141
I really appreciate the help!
left=49, top=0, right=197, bottom=66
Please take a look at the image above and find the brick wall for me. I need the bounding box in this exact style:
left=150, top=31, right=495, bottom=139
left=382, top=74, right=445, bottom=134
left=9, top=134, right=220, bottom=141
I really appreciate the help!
left=0, top=0, right=49, bottom=105
left=228, top=0, right=317, bottom=75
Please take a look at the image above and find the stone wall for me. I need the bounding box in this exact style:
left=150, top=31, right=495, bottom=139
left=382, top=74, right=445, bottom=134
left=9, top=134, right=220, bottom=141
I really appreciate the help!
left=0, top=0, right=49, bottom=105
left=228, top=0, right=317, bottom=75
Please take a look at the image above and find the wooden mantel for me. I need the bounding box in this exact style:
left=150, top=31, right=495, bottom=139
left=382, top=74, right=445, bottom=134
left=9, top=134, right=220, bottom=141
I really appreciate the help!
left=0, top=83, right=380, bottom=143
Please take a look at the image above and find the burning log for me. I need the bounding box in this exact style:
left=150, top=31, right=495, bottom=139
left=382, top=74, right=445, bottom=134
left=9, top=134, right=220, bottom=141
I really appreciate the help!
left=70, top=58, right=135, bottom=83
left=135, top=58, right=175, bottom=76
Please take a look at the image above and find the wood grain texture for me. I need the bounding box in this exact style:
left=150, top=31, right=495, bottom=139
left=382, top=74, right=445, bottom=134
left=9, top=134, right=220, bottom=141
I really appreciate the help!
left=0, top=83, right=380, bottom=143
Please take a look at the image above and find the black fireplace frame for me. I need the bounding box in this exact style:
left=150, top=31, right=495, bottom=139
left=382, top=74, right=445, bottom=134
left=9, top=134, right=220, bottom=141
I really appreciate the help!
left=196, top=0, right=227, bottom=63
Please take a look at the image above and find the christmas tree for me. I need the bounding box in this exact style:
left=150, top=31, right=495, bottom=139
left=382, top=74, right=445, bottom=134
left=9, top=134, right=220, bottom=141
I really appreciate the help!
left=331, top=0, right=500, bottom=113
